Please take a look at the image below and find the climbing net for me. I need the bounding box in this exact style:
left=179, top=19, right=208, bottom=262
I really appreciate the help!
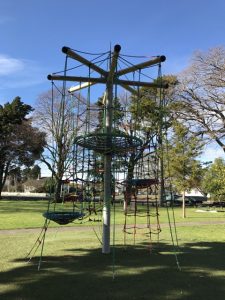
left=27, top=44, right=180, bottom=270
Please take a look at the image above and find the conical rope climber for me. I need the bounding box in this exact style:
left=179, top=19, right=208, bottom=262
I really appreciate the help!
left=27, top=44, right=180, bottom=274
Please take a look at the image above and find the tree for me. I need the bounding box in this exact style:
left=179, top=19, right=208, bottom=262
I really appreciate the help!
left=175, top=47, right=225, bottom=152
left=123, top=75, right=178, bottom=207
left=202, top=158, right=225, bottom=201
left=22, top=165, right=41, bottom=181
left=0, top=97, right=46, bottom=198
left=166, top=122, right=204, bottom=217
left=30, top=165, right=41, bottom=179
left=84, top=94, right=125, bottom=203
left=34, top=88, right=86, bottom=201
left=7, top=167, right=22, bottom=192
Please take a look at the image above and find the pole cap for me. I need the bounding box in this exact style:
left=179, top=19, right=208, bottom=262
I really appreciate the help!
left=114, top=44, right=121, bottom=53
left=62, top=46, right=70, bottom=54
left=160, top=55, right=166, bottom=62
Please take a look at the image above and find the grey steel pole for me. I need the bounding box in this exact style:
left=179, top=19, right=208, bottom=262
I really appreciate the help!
left=102, top=45, right=121, bottom=254
left=102, top=82, right=113, bottom=253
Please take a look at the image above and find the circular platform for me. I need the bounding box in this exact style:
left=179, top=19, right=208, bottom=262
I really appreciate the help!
left=43, top=211, right=84, bottom=225
left=74, top=132, right=143, bottom=155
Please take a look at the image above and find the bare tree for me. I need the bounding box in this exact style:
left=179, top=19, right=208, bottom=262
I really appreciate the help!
left=34, top=88, right=87, bottom=201
left=175, top=47, right=225, bottom=151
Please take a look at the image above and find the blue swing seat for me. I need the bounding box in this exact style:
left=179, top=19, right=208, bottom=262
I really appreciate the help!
left=43, top=211, right=84, bottom=225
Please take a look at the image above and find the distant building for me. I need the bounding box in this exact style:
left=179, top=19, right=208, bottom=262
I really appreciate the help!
left=23, top=177, right=50, bottom=193
left=185, top=189, right=207, bottom=197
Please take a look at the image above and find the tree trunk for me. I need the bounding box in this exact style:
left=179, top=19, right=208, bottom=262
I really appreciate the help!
left=182, top=190, right=186, bottom=218
left=0, top=184, right=2, bottom=199
left=54, top=179, right=62, bottom=202
left=0, top=168, right=3, bottom=199
left=0, top=163, right=10, bottom=200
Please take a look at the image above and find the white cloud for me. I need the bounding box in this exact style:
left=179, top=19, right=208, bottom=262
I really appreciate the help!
left=0, top=54, right=24, bottom=75
left=0, top=54, right=46, bottom=89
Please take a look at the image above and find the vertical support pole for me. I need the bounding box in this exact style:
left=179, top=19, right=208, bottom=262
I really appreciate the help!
left=102, top=83, right=113, bottom=253
left=102, top=45, right=121, bottom=254
left=182, top=190, right=186, bottom=218
left=158, top=68, right=165, bottom=207
left=158, top=138, right=165, bottom=206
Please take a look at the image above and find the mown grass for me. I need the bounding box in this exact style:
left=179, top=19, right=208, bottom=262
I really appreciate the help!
left=1, top=199, right=225, bottom=229
left=0, top=199, right=225, bottom=299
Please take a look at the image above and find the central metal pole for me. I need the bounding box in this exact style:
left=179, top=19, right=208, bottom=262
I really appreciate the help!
left=102, top=45, right=121, bottom=254
left=102, top=83, right=113, bottom=254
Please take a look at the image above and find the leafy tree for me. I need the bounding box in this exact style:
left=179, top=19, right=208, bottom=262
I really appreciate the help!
left=88, top=95, right=125, bottom=197
left=124, top=88, right=161, bottom=205
left=0, top=97, right=46, bottom=198
left=7, top=167, right=22, bottom=192
left=22, top=165, right=41, bottom=181
left=95, top=94, right=125, bottom=133
left=44, top=177, right=56, bottom=194
left=123, top=76, right=177, bottom=207
left=30, top=165, right=41, bottom=179
left=202, top=158, right=225, bottom=201
left=166, top=122, right=204, bottom=217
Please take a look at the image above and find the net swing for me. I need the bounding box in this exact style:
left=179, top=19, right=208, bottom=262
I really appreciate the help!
left=42, top=56, right=86, bottom=226
left=26, top=56, right=92, bottom=267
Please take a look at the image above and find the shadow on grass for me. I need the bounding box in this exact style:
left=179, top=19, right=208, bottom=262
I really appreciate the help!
left=1, top=241, right=225, bottom=300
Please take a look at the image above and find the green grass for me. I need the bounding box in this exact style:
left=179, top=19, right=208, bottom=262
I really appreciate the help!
left=1, top=199, right=225, bottom=229
left=0, top=200, right=47, bottom=229
left=0, top=200, right=225, bottom=299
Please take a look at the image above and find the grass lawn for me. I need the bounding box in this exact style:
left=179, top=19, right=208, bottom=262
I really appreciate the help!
left=0, top=199, right=225, bottom=299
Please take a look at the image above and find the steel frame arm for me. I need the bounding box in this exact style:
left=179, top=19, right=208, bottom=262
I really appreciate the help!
left=116, top=55, right=166, bottom=77
left=62, top=46, right=108, bottom=77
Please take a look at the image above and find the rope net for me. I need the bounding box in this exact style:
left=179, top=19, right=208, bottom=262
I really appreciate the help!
left=28, top=45, right=180, bottom=270
left=47, top=45, right=165, bottom=237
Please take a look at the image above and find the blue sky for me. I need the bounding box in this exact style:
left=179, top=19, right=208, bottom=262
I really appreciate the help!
left=0, top=0, right=225, bottom=170
left=1, top=0, right=225, bottom=104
